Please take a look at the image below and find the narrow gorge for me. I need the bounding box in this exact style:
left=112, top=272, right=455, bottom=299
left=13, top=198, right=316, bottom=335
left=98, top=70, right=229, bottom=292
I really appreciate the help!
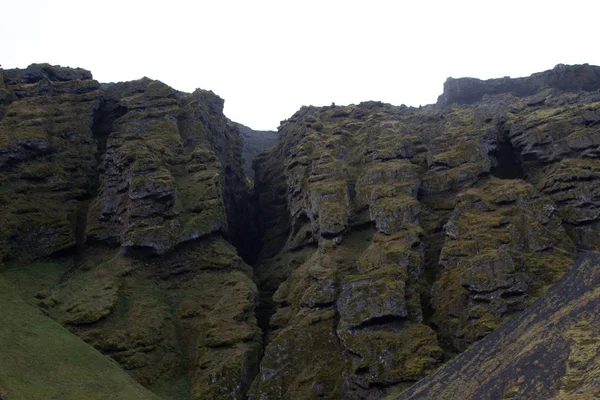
left=1, top=63, right=600, bottom=400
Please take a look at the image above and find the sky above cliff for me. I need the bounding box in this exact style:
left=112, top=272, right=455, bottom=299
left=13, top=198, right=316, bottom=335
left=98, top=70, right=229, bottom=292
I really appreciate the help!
left=2, top=0, right=599, bottom=130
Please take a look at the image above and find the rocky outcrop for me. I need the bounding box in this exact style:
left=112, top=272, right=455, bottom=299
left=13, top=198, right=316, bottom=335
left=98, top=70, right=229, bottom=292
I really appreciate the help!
left=86, top=78, right=252, bottom=258
left=395, top=251, right=600, bottom=400
left=0, top=64, right=101, bottom=266
left=433, top=178, right=575, bottom=351
left=250, top=64, right=599, bottom=398
left=437, top=63, right=600, bottom=107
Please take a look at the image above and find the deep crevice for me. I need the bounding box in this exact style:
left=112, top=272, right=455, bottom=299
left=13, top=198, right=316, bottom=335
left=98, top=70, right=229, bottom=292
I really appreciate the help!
left=490, top=130, right=525, bottom=179
left=69, top=99, right=127, bottom=265
left=91, top=100, right=127, bottom=185
left=355, top=315, right=407, bottom=330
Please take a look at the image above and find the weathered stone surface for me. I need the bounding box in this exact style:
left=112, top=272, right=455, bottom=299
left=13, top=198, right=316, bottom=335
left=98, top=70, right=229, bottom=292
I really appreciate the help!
left=0, top=64, right=260, bottom=399
left=538, top=158, right=600, bottom=249
left=86, top=79, right=226, bottom=255
left=437, top=63, right=600, bottom=107
left=339, top=323, right=442, bottom=393
left=3, top=63, right=93, bottom=84
left=251, top=103, right=447, bottom=398
left=433, top=178, right=575, bottom=350
left=251, top=64, right=599, bottom=398
left=338, top=278, right=407, bottom=327
left=0, top=64, right=101, bottom=265
left=396, top=252, right=600, bottom=400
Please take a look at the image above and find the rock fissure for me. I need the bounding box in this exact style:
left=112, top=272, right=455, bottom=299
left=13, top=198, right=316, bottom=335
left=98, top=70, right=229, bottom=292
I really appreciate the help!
left=490, top=131, right=525, bottom=179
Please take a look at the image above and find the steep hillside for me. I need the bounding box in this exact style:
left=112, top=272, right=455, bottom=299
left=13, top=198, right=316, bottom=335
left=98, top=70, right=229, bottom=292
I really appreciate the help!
left=1, top=63, right=600, bottom=400
left=0, top=276, right=161, bottom=400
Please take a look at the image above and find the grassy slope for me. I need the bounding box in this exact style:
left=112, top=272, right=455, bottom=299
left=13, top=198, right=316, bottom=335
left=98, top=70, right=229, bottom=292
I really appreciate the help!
left=0, top=276, right=161, bottom=400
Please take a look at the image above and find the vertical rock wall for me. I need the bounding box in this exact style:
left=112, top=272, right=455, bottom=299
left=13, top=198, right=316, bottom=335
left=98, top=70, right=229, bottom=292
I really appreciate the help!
left=0, top=64, right=261, bottom=399
left=250, top=63, right=600, bottom=399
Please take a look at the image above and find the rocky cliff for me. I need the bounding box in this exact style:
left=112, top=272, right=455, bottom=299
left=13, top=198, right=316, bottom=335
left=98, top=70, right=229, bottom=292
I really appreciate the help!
left=1, top=63, right=600, bottom=400
left=0, top=64, right=263, bottom=399
left=249, top=63, right=600, bottom=399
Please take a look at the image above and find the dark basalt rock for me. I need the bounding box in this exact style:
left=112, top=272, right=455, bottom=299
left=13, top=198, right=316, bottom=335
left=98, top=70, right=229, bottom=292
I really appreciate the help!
left=0, top=64, right=261, bottom=399
left=3, top=63, right=93, bottom=84
left=250, top=64, right=598, bottom=399
left=396, top=251, right=600, bottom=400
left=237, top=123, right=278, bottom=179
left=437, top=63, right=600, bottom=108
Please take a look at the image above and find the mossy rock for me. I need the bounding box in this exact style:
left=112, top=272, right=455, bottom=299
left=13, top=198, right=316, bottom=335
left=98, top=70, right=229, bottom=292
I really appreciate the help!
left=433, top=178, right=575, bottom=350
left=248, top=309, right=344, bottom=400
left=338, top=323, right=443, bottom=389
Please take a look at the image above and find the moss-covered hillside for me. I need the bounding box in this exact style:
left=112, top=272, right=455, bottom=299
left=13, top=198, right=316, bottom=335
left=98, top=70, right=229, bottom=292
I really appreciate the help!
left=1, top=63, right=600, bottom=400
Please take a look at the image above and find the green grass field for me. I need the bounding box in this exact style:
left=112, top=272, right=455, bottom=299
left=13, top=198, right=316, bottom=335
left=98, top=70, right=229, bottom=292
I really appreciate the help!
left=0, top=276, right=160, bottom=400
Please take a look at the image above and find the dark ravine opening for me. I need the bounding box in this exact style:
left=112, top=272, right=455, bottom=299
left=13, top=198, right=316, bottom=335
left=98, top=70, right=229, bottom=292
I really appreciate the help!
left=90, top=99, right=127, bottom=186
left=240, top=162, right=295, bottom=389
left=246, top=215, right=276, bottom=378
left=43, top=100, right=128, bottom=265
left=227, top=190, right=262, bottom=266
left=490, top=129, right=524, bottom=180
left=66, top=99, right=128, bottom=263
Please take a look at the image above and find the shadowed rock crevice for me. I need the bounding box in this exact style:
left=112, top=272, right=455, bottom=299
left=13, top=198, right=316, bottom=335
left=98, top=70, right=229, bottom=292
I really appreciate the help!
left=73, top=99, right=129, bottom=261
left=490, top=129, right=525, bottom=179
left=90, top=98, right=127, bottom=178
left=237, top=123, right=278, bottom=180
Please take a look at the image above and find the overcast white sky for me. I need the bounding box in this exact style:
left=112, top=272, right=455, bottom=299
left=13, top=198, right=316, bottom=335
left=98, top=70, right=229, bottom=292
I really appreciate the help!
left=1, top=0, right=599, bottom=130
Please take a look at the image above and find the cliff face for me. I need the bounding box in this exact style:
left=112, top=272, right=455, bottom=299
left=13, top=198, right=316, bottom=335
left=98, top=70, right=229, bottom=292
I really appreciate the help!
left=437, top=63, right=600, bottom=107
left=0, top=64, right=262, bottom=399
left=250, top=64, right=600, bottom=398
left=0, top=64, right=100, bottom=264
left=1, top=63, right=600, bottom=400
